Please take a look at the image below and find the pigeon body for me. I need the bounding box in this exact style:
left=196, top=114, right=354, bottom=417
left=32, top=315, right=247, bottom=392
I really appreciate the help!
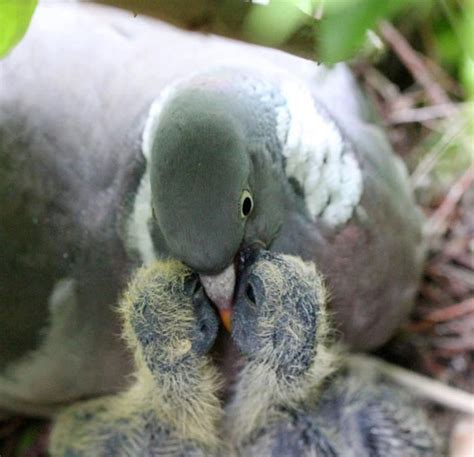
left=0, top=3, right=423, bottom=415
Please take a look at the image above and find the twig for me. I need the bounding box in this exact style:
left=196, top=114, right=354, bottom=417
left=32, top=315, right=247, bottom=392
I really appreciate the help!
left=388, top=103, right=465, bottom=125
left=349, top=354, right=474, bottom=415
left=407, top=300, right=474, bottom=333
left=411, top=121, right=465, bottom=189
left=426, top=167, right=474, bottom=237
left=405, top=320, right=434, bottom=333
left=363, top=66, right=401, bottom=102
left=426, top=299, right=474, bottom=323
left=379, top=21, right=454, bottom=107
left=424, top=57, right=464, bottom=98
left=436, top=316, right=474, bottom=336
left=440, top=264, right=474, bottom=289
left=432, top=336, right=474, bottom=353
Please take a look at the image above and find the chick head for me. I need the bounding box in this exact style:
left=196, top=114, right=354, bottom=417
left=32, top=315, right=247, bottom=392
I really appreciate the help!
left=120, top=260, right=219, bottom=377
left=232, top=250, right=331, bottom=379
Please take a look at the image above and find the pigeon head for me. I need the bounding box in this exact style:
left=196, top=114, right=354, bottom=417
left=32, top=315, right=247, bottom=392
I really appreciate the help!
left=151, top=89, right=251, bottom=274
left=150, top=84, right=286, bottom=327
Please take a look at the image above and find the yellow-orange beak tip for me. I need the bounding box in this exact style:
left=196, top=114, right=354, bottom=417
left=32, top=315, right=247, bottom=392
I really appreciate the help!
left=219, top=308, right=232, bottom=332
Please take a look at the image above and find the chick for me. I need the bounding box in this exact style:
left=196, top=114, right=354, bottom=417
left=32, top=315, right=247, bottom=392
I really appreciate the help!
left=50, top=252, right=439, bottom=456
left=49, top=260, right=223, bottom=457
left=227, top=250, right=440, bottom=457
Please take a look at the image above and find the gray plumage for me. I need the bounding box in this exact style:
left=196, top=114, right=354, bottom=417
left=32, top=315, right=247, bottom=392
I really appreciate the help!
left=1, top=2, right=423, bottom=417
left=51, top=252, right=440, bottom=457
left=228, top=250, right=440, bottom=457
left=50, top=260, right=223, bottom=457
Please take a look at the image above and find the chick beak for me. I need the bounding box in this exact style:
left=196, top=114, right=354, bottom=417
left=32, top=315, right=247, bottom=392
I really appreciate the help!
left=199, top=263, right=236, bottom=332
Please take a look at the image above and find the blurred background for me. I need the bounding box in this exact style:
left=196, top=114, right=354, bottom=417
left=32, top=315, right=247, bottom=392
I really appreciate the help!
left=1, top=0, right=472, bottom=455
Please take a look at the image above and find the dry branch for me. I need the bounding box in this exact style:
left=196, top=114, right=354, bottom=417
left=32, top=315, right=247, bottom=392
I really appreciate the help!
left=424, top=299, right=474, bottom=323
left=388, top=103, right=465, bottom=125
left=379, top=21, right=454, bottom=107
left=411, top=122, right=465, bottom=189
left=426, top=167, right=474, bottom=237
left=350, top=354, right=474, bottom=415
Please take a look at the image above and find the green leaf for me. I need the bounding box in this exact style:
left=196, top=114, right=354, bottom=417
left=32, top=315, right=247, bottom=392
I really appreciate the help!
left=319, top=0, right=414, bottom=63
left=243, top=0, right=312, bottom=46
left=0, top=0, right=38, bottom=58
left=434, top=27, right=461, bottom=68
left=240, top=0, right=434, bottom=63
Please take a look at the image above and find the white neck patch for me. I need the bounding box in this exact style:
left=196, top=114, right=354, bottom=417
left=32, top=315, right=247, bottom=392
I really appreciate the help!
left=141, top=83, right=181, bottom=162
left=126, top=85, right=181, bottom=265
left=126, top=167, right=156, bottom=266
left=127, top=77, right=192, bottom=265
left=128, top=67, right=364, bottom=265
left=277, top=79, right=363, bottom=227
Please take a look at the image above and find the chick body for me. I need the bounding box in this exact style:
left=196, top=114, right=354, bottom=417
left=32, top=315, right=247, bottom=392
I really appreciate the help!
left=50, top=260, right=223, bottom=457
left=228, top=251, right=440, bottom=457
left=51, top=253, right=439, bottom=457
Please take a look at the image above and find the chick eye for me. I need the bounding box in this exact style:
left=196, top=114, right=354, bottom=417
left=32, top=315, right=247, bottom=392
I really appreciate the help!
left=240, top=190, right=254, bottom=218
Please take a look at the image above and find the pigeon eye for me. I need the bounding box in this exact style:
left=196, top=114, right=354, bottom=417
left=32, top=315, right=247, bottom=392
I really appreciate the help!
left=240, top=190, right=254, bottom=218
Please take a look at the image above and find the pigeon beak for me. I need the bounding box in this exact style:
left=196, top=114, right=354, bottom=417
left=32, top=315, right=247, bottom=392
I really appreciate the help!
left=199, top=263, right=236, bottom=332
left=218, top=308, right=233, bottom=333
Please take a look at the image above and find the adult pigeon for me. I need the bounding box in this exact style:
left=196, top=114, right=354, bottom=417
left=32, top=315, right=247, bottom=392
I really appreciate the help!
left=0, top=3, right=424, bottom=416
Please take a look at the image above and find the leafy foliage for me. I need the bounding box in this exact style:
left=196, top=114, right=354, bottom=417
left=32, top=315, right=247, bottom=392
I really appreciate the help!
left=0, top=0, right=37, bottom=58
left=244, top=0, right=469, bottom=99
